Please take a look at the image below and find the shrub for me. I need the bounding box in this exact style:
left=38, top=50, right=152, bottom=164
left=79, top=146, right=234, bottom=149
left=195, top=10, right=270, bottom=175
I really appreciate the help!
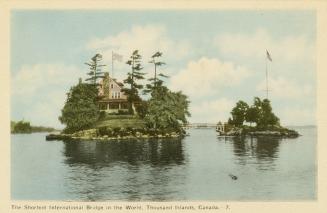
left=98, top=111, right=107, bottom=121
left=59, top=82, right=99, bottom=133
left=97, top=126, right=113, bottom=136
left=112, top=127, right=122, bottom=136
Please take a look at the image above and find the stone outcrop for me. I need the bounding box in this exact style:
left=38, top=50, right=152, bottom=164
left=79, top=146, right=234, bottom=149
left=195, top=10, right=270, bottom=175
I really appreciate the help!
left=46, top=127, right=184, bottom=141
left=221, top=126, right=300, bottom=138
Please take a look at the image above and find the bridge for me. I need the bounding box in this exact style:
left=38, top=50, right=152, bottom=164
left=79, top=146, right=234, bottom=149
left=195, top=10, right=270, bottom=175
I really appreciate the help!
left=183, top=123, right=217, bottom=128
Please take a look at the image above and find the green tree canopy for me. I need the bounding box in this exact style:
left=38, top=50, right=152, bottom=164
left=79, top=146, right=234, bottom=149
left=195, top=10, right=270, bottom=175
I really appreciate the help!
left=229, top=97, right=280, bottom=128
left=12, top=120, right=32, bottom=133
left=256, top=98, right=280, bottom=128
left=145, top=86, right=190, bottom=130
left=245, top=106, right=259, bottom=126
left=229, top=100, right=249, bottom=126
left=59, top=81, right=100, bottom=133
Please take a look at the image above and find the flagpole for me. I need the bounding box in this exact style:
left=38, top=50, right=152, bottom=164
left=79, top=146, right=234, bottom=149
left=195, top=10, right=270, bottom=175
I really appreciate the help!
left=112, top=51, right=114, bottom=78
left=265, top=56, right=268, bottom=99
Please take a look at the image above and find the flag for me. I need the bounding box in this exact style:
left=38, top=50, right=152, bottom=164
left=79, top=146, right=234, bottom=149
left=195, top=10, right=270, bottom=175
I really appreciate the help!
left=112, top=52, right=123, bottom=62
left=266, top=50, right=272, bottom=61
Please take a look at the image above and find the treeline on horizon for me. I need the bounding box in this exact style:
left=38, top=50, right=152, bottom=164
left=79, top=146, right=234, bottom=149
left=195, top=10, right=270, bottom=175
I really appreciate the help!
left=11, top=120, right=57, bottom=134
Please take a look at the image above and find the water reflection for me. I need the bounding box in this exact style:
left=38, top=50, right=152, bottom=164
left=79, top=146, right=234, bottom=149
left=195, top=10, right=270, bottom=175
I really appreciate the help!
left=11, top=128, right=316, bottom=200
left=61, top=138, right=186, bottom=201
left=63, top=138, right=185, bottom=167
left=217, top=136, right=281, bottom=170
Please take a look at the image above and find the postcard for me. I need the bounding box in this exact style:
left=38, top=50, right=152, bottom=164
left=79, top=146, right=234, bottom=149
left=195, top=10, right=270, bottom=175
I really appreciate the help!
left=1, top=0, right=327, bottom=213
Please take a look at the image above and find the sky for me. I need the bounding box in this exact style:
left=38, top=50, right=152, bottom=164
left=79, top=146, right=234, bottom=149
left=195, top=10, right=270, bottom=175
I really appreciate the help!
left=11, top=10, right=316, bottom=128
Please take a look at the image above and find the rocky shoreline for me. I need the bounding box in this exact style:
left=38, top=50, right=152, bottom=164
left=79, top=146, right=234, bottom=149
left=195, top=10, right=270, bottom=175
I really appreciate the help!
left=218, top=126, right=300, bottom=138
left=46, top=128, right=183, bottom=141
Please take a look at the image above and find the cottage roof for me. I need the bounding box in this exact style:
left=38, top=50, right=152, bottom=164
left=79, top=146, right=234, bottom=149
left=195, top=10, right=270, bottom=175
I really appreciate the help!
left=110, top=78, right=124, bottom=88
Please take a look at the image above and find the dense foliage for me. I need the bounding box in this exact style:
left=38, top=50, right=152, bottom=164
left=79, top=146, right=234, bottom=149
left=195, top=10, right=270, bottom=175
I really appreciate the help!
left=11, top=120, right=32, bottom=133
left=59, top=82, right=100, bottom=133
left=11, top=120, right=55, bottom=133
left=229, top=100, right=249, bottom=126
left=228, top=97, right=279, bottom=128
left=254, top=98, right=279, bottom=128
left=145, top=86, right=190, bottom=130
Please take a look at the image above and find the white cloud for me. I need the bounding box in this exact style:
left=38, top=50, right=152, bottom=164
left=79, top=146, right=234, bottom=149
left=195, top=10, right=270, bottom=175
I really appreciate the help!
left=12, top=63, right=81, bottom=96
left=169, top=57, right=251, bottom=98
left=86, top=25, right=190, bottom=67
left=24, top=91, right=67, bottom=128
left=189, top=98, right=234, bottom=123
left=12, top=63, right=82, bottom=128
left=214, top=29, right=315, bottom=63
left=256, top=76, right=314, bottom=100
left=277, top=107, right=316, bottom=126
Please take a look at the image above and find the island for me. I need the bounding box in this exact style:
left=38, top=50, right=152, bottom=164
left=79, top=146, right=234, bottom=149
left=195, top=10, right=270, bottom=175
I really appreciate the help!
left=216, top=97, right=300, bottom=138
left=46, top=51, right=190, bottom=141
left=11, top=120, right=57, bottom=134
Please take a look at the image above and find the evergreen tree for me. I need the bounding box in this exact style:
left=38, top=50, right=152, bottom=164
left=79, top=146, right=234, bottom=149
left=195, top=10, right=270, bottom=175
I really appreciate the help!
left=85, top=53, right=106, bottom=85
left=144, top=51, right=167, bottom=94
left=121, top=50, right=145, bottom=114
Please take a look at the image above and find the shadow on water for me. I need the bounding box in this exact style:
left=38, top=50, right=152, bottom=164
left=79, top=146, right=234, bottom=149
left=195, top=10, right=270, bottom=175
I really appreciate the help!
left=61, top=138, right=186, bottom=201
left=63, top=138, right=185, bottom=168
left=217, top=136, right=282, bottom=170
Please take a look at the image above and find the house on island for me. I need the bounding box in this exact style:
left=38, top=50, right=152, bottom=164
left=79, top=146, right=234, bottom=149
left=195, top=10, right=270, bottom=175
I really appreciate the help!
left=98, top=72, right=129, bottom=113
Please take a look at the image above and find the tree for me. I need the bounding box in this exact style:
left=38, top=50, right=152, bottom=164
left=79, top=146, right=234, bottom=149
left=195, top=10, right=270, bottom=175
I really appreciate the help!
left=245, top=106, right=259, bottom=126
left=12, top=120, right=32, bottom=133
left=229, top=100, right=249, bottom=126
left=59, top=81, right=100, bottom=133
left=121, top=50, right=145, bottom=114
left=145, top=86, right=190, bottom=130
left=144, top=51, right=167, bottom=94
left=85, top=53, right=106, bottom=85
left=258, top=98, right=279, bottom=127
left=250, top=97, right=279, bottom=128
left=246, top=99, right=261, bottom=126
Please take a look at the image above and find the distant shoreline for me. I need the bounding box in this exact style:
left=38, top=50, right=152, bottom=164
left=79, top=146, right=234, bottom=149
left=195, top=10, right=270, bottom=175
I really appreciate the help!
left=11, top=120, right=58, bottom=134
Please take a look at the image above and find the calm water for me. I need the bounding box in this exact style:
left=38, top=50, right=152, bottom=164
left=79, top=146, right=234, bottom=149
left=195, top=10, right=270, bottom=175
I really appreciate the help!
left=11, top=127, right=316, bottom=201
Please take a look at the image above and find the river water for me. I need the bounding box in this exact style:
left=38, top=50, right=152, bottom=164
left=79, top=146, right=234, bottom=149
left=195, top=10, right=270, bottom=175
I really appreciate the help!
left=11, top=127, right=316, bottom=201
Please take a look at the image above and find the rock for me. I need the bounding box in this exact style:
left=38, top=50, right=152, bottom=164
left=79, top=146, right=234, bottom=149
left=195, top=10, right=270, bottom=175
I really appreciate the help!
left=221, top=126, right=299, bottom=138
left=229, top=174, right=238, bottom=180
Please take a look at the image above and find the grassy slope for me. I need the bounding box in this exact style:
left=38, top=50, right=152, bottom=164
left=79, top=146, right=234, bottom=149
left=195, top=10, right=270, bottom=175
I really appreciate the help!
left=95, top=115, right=146, bottom=129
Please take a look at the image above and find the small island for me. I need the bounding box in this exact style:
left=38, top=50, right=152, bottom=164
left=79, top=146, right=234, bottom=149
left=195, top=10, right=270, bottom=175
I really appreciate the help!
left=216, top=97, right=300, bottom=138
left=11, top=120, right=57, bottom=134
left=47, top=51, right=190, bottom=141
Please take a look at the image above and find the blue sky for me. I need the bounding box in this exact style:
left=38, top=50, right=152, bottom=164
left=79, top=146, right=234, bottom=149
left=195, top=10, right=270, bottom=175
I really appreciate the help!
left=11, top=10, right=316, bottom=128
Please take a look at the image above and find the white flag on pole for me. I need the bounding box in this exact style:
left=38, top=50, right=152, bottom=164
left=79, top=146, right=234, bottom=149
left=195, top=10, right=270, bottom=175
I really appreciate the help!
left=266, top=50, right=272, bottom=62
